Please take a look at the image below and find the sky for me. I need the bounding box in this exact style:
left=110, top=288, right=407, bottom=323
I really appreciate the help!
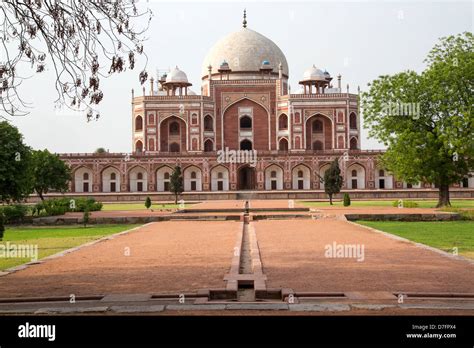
left=7, top=0, right=473, bottom=153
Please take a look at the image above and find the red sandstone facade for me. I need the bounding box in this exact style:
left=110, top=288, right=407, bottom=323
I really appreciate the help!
left=60, top=22, right=474, bottom=197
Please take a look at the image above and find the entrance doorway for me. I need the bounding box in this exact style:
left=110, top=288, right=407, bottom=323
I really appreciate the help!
left=238, top=166, right=256, bottom=190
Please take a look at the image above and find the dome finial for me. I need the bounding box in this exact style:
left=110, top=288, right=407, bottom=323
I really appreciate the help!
left=243, top=9, right=247, bottom=28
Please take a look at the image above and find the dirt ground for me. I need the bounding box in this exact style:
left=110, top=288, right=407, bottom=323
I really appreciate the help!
left=0, top=221, right=239, bottom=298
left=255, top=219, right=474, bottom=293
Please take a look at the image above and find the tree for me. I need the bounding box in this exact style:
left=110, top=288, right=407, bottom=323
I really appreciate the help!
left=343, top=193, right=351, bottom=207
left=362, top=32, right=473, bottom=207
left=169, top=166, right=183, bottom=205
left=145, top=196, right=151, bottom=209
left=323, top=158, right=343, bottom=205
left=31, top=149, right=71, bottom=201
left=0, top=1, right=152, bottom=119
left=0, top=121, right=32, bottom=203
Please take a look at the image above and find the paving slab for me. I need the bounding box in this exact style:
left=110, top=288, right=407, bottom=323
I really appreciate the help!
left=101, top=294, right=152, bottom=302
left=34, top=306, right=109, bottom=314
left=166, top=304, right=226, bottom=311
left=225, top=303, right=289, bottom=310
left=289, top=303, right=351, bottom=312
left=109, top=305, right=165, bottom=313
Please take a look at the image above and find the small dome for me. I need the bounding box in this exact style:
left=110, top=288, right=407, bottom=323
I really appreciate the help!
left=166, top=66, right=189, bottom=83
left=302, top=65, right=326, bottom=82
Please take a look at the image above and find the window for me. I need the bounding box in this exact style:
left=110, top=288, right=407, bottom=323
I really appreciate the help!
left=135, top=116, right=143, bottom=131
left=352, top=179, right=358, bottom=189
left=351, top=170, right=357, bottom=177
left=137, top=172, right=143, bottom=180
left=271, top=171, right=277, bottom=178
left=312, top=141, right=323, bottom=151
left=83, top=182, right=89, bottom=192
left=169, top=143, right=180, bottom=152
left=462, top=178, right=469, bottom=188
left=218, top=172, right=223, bottom=179
left=164, top=173, right=170, bottom=180
left=110, top=182, right=116, bottom=192
left=279, top=138, right=288, bottom=151
left=379, top=179, right=385, bottom=189
left=191, top=171, right=196, bottom=179
left=240, top=140, right=252, bottom=150
left=204, top=139, right=213, bottom=152
left=136, top=140, right=143, bottom=152
left=169, top=121, right=179, bottom=135
left=83, top=173, right=89, bottom=180
left=298, top=170, right=303, bottom=178
left=137, top=182, right=143, bottom=192
left=204, top=115, right=213, bottom=131
left=350, top=113, right=357, bottom=129
left=279, top=114, right=288, bottom=130
left=312, top=120, right=323, bottom=132
left=240, top=116, right=252, bottom=129
left=350, top=138, right=358, bottom=150
left=111, top=172, right=116, bottom=180
left=379, top=170, right=385, bottom=177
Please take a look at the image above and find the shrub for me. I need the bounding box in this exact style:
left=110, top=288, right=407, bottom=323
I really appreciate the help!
left=0, top=204, right=29, bottom=224
left=343, top=193, right=351, bottom=207
left=38, top=197, right=103, bottom=217
left=83, top=208, right=90, bottom=227
left=145, top=197, right=152, bottom=209
left=73, top=198, right=102, bottom=212
left=392, top=200, right=419, bottom=208
left=42, top=198, right=69, bottom=216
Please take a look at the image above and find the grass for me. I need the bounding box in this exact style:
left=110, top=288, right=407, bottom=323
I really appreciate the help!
left=356, top=220, right=474, bottom=259
left=101, top=203, right=194, bottom=211
left=299, top=199, right=474, bottom=209
left=0, top=224, right=140, bottom=270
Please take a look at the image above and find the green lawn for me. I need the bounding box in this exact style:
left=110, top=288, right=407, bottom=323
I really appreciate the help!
left=356, top=220, right=474, bottom=259
left=299, top=199, right=474, bottom=209
left=101, top=203, right=194, bottom=211
left=0, top=224, right=140, bottom=270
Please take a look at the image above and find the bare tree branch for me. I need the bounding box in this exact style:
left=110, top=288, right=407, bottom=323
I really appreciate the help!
left=0, top=0, right=152, bottom=120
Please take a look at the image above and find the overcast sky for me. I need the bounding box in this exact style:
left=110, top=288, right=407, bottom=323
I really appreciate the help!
left=8, top=0, right=473, bottom=153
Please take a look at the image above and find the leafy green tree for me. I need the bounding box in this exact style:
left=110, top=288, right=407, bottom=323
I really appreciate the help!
left=323, top=158, right=343, bottom=205
left=145, top=196, right=152, bottom=209
left=95, top=147, right=107, bottom=154
left=0, top=121, right=32, bottom=203
left=31, top=150, right=71, bottom=201
left=169, top=166, right=183, bottom=205
left=362, top=32, right=473, bottom=207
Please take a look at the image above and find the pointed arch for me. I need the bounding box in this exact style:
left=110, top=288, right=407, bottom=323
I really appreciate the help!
left=101, top=165, right=121, bottom=193
left=264, top=163, right=284, bottom=190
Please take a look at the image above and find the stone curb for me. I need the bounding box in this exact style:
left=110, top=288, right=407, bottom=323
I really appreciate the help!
left=289, top=304, right=350, bottom=312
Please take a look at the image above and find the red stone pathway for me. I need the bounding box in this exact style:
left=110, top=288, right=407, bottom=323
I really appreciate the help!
left=0, top=221, right=239, bottom=298
left=255, top=219, right=474, bottom=293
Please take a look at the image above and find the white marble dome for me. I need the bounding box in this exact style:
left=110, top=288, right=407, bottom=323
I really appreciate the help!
left=302, top=65, right=327, bottom=82
left=202, top=28, right=289, bottom=77
left=166, top=66, right=189, bottom=83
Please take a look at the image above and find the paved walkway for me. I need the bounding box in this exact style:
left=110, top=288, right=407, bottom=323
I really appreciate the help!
left=255, top=219, right=474, bottom=293
left=0, top=221, right=239, bottom=298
